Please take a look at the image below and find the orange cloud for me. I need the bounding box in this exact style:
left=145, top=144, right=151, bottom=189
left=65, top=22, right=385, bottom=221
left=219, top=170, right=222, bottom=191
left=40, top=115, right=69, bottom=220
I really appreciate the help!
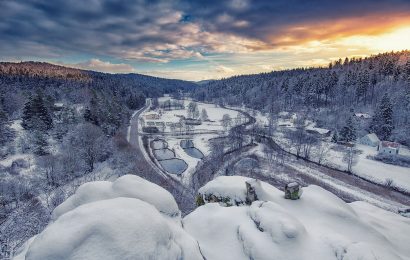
left=265, top=11, right=410, bottom=48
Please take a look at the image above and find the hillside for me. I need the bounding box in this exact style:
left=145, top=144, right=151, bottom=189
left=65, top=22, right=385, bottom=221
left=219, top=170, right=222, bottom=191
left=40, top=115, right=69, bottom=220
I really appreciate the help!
left=193, top=51, right=410, bottom=145
left=0, top=62, right=197, bottom=256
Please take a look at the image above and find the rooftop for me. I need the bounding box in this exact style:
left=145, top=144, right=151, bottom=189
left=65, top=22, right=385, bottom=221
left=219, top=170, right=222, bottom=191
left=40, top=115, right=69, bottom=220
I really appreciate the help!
left=380, top=141, right=400, bottom=148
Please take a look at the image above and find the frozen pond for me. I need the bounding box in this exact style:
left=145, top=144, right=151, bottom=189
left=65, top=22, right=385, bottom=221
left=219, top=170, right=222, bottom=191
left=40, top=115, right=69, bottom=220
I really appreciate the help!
left=180, top=139, right=194, bottom=149
left=158, top=159, right=188, bottom=175
left=180, top=139, right=204, bottom=159
left=151, top=139, right=188, bottom=175
left=153, top=149, right=174, bottom=160
left=184, top=147, right=204, bottom=159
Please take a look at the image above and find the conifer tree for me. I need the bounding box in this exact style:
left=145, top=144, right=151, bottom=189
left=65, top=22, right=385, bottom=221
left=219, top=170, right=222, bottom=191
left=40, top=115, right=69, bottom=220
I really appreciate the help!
left=339, top=116, right=356, bottom=142
left=370, top=93, right=394, bottom=140
left=21, top=93, right=53, bottom=131
left=331, top=131, right=338, bottom=143
left=32, top=130, right=49, bottom=156
left=0, top=106, right=14, bottom=146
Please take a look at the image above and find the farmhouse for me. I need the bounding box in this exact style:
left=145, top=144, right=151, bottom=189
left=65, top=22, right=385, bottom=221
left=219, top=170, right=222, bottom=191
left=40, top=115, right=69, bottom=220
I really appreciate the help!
left=378, top=141, right=400, bottom=155
left=305, top=125, right=331, bottom=137
left=355, top=113, right=372, bottom=119
left=145, top=113, right=160, bottom=120
left=359, top=133, right=380, bottom=147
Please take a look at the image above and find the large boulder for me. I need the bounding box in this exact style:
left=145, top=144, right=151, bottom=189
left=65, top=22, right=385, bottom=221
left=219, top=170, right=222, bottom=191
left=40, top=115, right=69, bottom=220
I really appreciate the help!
left=21, top=198, right=202, bottom=260
left=15, top=175, right=203, bottom=260
left=52, top=174, right=180, bottom=219
left=284, top=182, right=303, bottom=200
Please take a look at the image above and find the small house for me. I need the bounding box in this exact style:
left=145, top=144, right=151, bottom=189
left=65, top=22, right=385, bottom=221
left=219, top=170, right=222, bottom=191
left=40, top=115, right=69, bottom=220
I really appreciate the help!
left=145, top=113, right=160, bottom=120
left=305, top=125, right=331, bottom=137
left=355, top=113, right=372, bottom=119
left=378, top=141, right=400, bottom=155
left=290, top=113, right=298, bottom=123
left=359, top=133, right=380, bottom=147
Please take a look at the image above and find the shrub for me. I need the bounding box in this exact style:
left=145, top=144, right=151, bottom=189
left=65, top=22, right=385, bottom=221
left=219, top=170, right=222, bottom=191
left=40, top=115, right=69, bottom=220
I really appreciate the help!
left=384, top=178, right=394, bottom=188
left=371, top=153, right=410, bottom=167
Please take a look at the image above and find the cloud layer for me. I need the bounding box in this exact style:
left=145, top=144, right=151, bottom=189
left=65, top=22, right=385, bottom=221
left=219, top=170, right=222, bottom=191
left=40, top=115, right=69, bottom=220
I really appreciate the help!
left=0, top=0, right=409, bottom=79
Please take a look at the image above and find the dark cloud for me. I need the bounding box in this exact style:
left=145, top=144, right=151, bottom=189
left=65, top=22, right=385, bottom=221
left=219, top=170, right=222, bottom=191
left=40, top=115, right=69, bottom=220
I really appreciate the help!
left=0, top=0, right=409, bottom=61
left=181, top=0, right=410, bottom=45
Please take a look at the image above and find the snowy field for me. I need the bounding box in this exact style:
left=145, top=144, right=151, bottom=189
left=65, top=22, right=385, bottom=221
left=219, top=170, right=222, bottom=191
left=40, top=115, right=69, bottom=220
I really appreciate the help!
left=274, top=132, right=410, bottom=192
left=16, top=175, right=410, bottom=260
left=328, top=144, right=410, bottom=192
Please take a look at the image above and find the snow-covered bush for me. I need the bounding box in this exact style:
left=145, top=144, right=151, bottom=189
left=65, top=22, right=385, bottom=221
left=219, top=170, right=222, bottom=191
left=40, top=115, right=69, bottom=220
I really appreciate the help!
left=370, top=153, right=410, bottom=167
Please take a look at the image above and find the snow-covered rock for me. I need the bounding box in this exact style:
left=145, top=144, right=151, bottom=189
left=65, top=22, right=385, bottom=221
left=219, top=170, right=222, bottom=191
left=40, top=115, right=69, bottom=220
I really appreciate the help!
left=197, top=176, right=282, bottom=206
left=23, top=198, right=202, bottom=260
left=185, top=176, right=410, bottom=260
left=53, top=174, right=180, bottom=218
left=15, top=175, right=410, bottom=260
left=15, top=174, right=202, bottom=260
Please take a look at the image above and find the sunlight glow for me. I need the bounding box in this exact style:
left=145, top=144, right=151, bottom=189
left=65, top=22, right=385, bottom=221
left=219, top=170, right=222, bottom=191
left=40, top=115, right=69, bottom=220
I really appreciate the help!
left=340, top=26, right=410, bottom=52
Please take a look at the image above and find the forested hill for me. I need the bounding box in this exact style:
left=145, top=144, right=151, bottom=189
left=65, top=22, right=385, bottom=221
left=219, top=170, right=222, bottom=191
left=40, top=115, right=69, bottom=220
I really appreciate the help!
left=0, top=61, right=197, bottom=94
left=0, top=61, right=197, bottom=136
left=0, top=61, right=197, bottom=252
left=193, top=50, right=410, bottom=145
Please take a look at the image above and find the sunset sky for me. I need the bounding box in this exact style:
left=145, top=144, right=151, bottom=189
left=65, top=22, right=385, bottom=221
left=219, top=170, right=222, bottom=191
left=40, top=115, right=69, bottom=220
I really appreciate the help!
left=0, top=0, right=409, bottom=81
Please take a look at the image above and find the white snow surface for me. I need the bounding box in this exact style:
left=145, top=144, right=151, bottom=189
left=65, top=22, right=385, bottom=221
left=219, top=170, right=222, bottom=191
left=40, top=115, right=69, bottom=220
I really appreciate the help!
left=324, top=144, right=410, bottom=192
left=52, top=174, right=180, bottom=218
left=15, top=175, right=410, bottom=260
left=185, top=176, right=410, bottom=260
left=23, top=198, right=202, bottom=260
left=15, top=174, right=202, bottom=260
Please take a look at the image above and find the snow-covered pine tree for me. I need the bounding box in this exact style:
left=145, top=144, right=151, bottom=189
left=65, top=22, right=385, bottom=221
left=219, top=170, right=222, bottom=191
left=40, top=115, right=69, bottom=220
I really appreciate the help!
left=370, top=93, right=394, bottom=140
left=339, top=116, right=356, bottom=142
left=21, top=93, right=53, bottom=131
left=331, top=131, right=338, bottom=143
left=200, top=108, right=208, bottom=121
left=356, top=69, right=369, bottom=104
left=83, top=106, right=99, bottom=126
left=32, top=130, right=49, bottom=156
left=0, top=106, right=14, bottom=146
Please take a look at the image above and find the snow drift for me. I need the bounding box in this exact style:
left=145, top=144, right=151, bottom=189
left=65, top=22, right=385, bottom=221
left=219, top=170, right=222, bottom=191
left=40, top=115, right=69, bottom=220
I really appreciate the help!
left=15, top=175, right=410, bottom=260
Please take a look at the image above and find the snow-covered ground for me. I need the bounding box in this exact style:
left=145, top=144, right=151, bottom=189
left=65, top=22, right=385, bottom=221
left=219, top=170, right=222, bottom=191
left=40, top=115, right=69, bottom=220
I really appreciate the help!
left=273, top=130, right=410, bottom=193
left=316, top=144, right=410, bottom=192
left=16, top=175, right=410, bottom=260
left=323, top=144, right=410, bottom=191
